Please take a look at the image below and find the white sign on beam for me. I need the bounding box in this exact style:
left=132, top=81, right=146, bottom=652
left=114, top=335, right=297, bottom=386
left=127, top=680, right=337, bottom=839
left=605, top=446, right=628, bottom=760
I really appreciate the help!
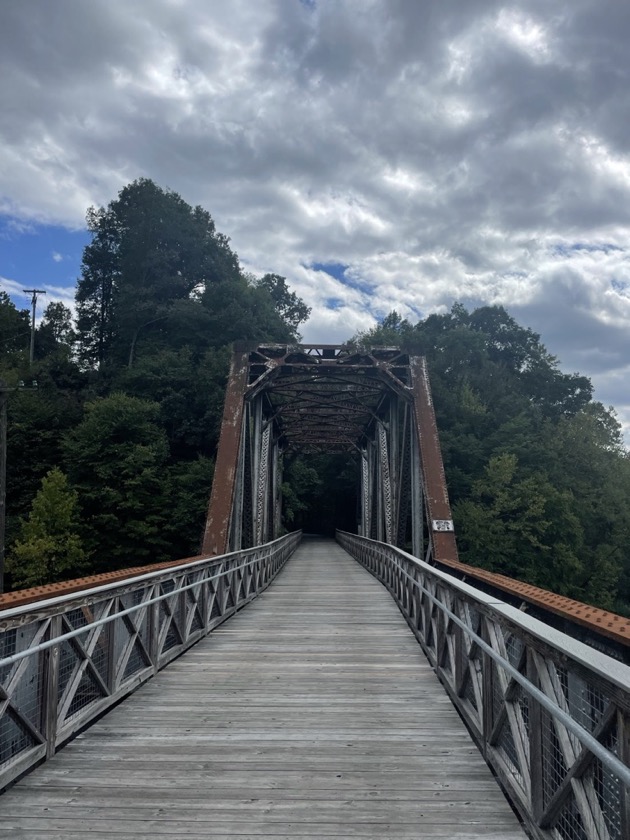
left=432, top=519, right=454, bottom=532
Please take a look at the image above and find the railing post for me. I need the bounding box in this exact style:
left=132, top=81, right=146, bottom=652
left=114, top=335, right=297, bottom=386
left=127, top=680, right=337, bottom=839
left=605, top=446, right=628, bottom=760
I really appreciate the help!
left=44, top=614, right=61, bottom=759
left=481, top=620, right=493, bottom=762
left=105, top=601, right=116, bottom=694
left=527, top=648, right=544, bottom=825
left=149, top=584, right=160, bottom=672
left=178, top=575, right=186, bottom=644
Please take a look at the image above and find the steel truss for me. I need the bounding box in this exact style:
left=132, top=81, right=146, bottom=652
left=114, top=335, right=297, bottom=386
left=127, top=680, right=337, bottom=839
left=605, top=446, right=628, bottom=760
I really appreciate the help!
left=203, top=343, right=459, bottom=566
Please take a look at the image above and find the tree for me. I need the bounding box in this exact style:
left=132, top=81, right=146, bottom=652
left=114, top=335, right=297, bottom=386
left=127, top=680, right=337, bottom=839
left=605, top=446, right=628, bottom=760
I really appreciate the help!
left=76, top=179, right=242, bottom=368
left=7, top=468, right=87, bottom=588
left=165, top=456, right=215, bottom=557
left=198, top=274, right=302, bottom=346
left=63, top=393, right=172, bottom=570
left=4, top=385, right=84, bottom=550
left=115, top=345, right=230, bottom=459
left=39, top=300, right=74, bottom=344
left=355, top=310, right=413, bottom=347
left=76, top=203, right=120, bottom=367
left=454, top=454, right=589, bottom=600
left=256, top=274, right=311, bottom=338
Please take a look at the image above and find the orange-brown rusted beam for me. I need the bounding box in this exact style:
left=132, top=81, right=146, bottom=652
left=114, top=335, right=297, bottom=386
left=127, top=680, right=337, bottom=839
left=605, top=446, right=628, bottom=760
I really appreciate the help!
left=409, top=356, right=459, bottom=565
left=0, top=553, right=204, bottom=611
left=434, top=553, right=630, bottom=647
left=202, top=346, right=250, bottom=556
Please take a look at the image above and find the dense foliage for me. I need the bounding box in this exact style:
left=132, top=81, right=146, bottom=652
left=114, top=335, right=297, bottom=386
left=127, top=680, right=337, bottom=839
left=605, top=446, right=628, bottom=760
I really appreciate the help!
left=356, top=307, right=630, bottom=613
left=1, top=179, right=309, bottom=585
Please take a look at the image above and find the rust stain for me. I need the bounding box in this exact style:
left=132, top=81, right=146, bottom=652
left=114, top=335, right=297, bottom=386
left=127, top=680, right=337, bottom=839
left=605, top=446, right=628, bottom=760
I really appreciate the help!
left=436, top=554, right=630, bottom=647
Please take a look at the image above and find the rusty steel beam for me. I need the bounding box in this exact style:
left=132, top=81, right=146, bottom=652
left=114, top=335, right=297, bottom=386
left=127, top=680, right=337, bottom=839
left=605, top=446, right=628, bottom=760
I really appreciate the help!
left=409, top=355, right=459, bottom=565
left=417, top=552, right=630, bottom=651
left=0, top=552, right=205, bottom=611
left=202, top=347, right=250, bottom=556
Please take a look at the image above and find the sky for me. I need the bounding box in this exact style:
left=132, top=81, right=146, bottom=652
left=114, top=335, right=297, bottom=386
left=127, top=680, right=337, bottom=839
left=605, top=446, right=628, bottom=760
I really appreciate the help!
left=1, top=0, right=630, bottom=438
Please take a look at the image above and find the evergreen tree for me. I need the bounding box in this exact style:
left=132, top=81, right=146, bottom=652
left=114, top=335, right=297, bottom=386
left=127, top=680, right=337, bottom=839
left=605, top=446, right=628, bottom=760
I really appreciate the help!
left=7, top=468, right=87, bottom=588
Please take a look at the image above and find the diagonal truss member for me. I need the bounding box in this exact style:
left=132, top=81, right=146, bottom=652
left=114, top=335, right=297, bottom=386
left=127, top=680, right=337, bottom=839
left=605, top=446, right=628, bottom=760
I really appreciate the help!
left=203, top=343, right=458, bottom=566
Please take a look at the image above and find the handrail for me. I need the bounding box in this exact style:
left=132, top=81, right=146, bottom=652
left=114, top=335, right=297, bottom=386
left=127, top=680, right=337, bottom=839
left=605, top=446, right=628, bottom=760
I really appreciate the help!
left=0, top=531, right=301, bottom=791
left=338, top=530, right=630, bottom=840
left=0, top=552, right=276, bottom=669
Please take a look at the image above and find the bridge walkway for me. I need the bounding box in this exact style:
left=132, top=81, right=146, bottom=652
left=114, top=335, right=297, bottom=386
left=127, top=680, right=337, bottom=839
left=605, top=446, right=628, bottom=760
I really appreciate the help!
left=0, top=538, right=526, bottom=839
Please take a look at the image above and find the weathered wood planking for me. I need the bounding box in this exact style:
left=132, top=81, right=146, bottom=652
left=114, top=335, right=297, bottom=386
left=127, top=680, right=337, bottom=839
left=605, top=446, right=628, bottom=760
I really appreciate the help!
left=0, top=538, right=526, bottom=839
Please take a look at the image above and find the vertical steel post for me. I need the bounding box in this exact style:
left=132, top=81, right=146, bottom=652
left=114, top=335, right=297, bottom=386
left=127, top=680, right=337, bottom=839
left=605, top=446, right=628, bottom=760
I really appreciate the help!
left=409, top=356, right=459, bottom=565
left=44, top=614, right=61, bottom=758
left=251, top=398, right=263, bottom=543
left=271, top=439, right=281, bottom=540
left=410, top=416, right=423, bottom=559
left=257, top=422, right=271, bottom=544
left=230, top=414, right=247, bottom=552
left=360, top=450, right=369, bottom=537
left=377, top=422, right=393, bottom=544
left=202, top=348, right=250, bottom=556
left=389, top=401, right=399, bottom=540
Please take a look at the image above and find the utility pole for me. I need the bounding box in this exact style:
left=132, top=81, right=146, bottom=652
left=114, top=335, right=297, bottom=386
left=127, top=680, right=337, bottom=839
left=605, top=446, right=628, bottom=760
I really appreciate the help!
left=23, top=288, right=46, bottom=368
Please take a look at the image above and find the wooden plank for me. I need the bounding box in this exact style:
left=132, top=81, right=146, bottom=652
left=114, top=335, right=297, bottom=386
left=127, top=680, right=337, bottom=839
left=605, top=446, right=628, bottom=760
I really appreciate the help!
left=0, top=538, right=526, bottom=839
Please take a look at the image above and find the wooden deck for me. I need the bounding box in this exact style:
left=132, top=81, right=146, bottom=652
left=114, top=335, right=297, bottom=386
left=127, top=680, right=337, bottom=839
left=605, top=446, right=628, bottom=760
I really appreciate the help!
left=0, top=538, right=526, bottom=839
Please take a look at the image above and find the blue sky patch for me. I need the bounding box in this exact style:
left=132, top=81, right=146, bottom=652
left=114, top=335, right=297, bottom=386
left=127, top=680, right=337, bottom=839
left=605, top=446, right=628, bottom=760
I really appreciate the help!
left=552, top=242, right=623, bottom=258
left=311, top=261, right=348, bottom=282
left=310, top=261, right=375, bottom=298
left=0, top=217, right=90, bottom=308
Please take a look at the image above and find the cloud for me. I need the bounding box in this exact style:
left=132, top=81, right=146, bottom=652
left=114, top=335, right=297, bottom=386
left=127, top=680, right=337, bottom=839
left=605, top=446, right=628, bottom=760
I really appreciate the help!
left=1, top=277, right=76, bottom=321
left=52, top=251, right=63, bottom=263
left=1, top=0, right=630, bottom=437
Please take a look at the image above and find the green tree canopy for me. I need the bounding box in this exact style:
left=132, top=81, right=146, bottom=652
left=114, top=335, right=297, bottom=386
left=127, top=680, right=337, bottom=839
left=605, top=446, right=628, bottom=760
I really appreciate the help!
left=256, top=273, right=311, bottom=337
left=76, top=178, right=242, bottom=368
left=63, top=393, right=172, bottom=570
left=76, top=179, right=310, bottom=372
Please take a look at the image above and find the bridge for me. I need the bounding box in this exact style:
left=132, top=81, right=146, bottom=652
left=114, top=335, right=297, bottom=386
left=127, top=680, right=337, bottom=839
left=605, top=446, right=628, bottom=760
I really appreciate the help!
left=1, top=344, right=629, bottom=839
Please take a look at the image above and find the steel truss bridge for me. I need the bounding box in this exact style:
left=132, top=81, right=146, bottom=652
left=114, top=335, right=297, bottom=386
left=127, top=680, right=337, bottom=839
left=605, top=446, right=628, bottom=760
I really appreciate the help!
left=1, top=343, right=630, bottom=840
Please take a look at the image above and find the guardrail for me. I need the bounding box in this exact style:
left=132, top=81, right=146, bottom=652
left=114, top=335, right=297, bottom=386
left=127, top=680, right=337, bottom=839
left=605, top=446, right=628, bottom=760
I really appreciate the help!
left=337, top=530, right=630, bottom=840
left=0, top=531, right=301, bottom=790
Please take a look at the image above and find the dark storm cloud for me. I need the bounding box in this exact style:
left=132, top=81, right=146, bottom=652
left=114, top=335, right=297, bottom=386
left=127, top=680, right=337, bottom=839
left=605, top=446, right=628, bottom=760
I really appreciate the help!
left=1, top=0, right=630, bottom=433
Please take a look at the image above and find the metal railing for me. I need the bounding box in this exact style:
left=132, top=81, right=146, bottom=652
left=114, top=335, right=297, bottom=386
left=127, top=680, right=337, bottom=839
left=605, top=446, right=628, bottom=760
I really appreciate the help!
left=0, top=531, right=301, bottom=790
left=338, top=530, right=630, bottom=840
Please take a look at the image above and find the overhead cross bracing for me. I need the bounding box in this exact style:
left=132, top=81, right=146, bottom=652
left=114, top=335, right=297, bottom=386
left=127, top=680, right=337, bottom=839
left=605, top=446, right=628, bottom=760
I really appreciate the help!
left=247, top=344, right=411, bottom=452
left=202, top=342, right=459, bottom=568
